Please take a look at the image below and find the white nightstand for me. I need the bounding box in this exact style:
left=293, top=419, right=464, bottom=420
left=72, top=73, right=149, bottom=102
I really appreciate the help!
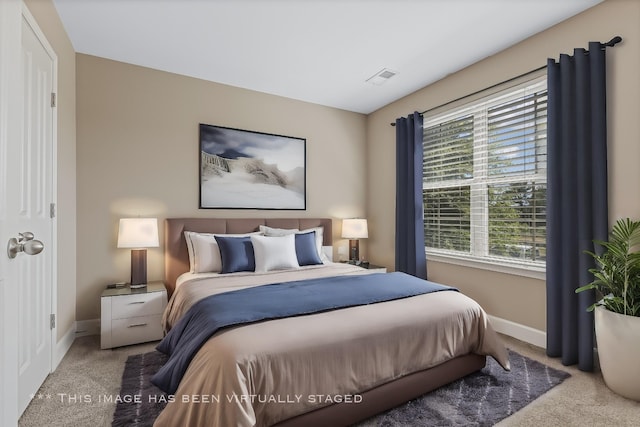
left=100, top=281, right=167, bottom=349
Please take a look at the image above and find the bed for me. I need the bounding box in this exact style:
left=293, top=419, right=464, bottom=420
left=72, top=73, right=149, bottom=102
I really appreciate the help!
left=153, top=218, right=510, bottom=427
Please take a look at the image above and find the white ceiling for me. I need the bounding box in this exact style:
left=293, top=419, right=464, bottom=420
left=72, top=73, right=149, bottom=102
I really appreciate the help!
left=52, top=0, right=603, bottom=114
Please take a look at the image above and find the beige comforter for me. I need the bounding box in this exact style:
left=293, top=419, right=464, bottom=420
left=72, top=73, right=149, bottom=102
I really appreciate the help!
left=154, top=264, right=510, bottom=427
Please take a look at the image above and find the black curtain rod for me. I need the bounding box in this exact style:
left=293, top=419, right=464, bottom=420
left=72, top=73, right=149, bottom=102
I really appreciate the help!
left=389, top=65, right=546, bottom=126
left=390, top=35, right=622, bottom=127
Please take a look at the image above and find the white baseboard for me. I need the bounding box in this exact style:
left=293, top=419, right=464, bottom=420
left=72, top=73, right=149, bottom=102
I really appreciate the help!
left=488, top=315, right=546, bottom=349
left=75, top=319, right=100, bottom=337
left=53, top=324, right=76, bottom=370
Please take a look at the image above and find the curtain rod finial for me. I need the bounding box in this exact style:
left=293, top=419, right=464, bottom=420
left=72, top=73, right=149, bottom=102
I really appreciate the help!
left=603, top=36, right=622, bottom=47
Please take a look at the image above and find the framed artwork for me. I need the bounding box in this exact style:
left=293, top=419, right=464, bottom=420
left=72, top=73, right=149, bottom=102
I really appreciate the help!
left=199, top=123, right=306, bottom=210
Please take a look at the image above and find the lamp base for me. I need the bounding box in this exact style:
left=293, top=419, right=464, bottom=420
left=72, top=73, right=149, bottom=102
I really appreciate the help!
left=130, top=249, right=147, bottom=286
left=348, top=239, right=360, bottom=264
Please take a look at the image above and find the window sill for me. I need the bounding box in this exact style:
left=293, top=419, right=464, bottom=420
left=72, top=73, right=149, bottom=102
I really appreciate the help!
left=425, top=251, right=546, bottom=280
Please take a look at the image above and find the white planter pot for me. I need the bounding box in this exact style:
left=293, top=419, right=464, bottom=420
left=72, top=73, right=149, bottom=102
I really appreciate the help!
left=595, top=305, right=640, bottom=401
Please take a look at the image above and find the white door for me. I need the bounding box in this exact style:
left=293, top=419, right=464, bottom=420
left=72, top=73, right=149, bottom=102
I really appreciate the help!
left=0, top=1, right=23, bottom=425
left=12, top=8, right=55, bottom=418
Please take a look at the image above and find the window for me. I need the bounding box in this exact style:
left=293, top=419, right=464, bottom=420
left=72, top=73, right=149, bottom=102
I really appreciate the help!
left=423, top=77, right=547, bottom=270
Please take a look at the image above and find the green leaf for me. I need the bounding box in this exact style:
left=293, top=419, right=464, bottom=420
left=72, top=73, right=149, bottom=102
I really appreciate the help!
left=579, top=218, right=640, bottom=317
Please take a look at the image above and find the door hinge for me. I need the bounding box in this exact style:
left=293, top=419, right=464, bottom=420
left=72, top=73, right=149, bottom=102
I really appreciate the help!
left=49, top=203, right=56, bottom=218
left=50, top=314, right=56, bottom=330
left=51, top=92, right=56, bottom=108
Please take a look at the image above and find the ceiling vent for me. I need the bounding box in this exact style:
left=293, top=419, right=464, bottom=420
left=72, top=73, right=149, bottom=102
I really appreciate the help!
left=366, top=68, right=398, bottom=85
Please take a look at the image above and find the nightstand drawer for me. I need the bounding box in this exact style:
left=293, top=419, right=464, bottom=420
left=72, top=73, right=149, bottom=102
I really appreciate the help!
left=110, top=314, right=163, bottom=348
left=111, top=292, right=165, bottom=319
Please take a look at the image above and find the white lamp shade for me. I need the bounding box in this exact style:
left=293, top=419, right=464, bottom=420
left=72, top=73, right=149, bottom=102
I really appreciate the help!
left=117, top=218, right=159, bottom=248
left=342, top=218, right=368, bottom=239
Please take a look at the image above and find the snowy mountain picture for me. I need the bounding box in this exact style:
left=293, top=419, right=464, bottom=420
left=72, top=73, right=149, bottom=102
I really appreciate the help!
left=199, top=124, right=306, bottom=209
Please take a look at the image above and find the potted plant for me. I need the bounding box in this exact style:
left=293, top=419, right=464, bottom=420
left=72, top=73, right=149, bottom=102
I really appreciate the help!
left=576, top=218, right=640, bottom=401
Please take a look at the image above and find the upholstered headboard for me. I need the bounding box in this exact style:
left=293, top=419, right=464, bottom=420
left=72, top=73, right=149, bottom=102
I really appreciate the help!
left=164, top=218, right=333, bottom=295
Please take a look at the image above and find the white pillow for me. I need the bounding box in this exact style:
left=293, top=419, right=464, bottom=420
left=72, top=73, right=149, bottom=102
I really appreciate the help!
left=259, top=225, right=299, bottom=236
left=260, top=225, right=329, bottom=263
left=185, top=231, right=197, bottom=272
left=184, top=231, right=262, bottom=273
left=251, top=234, right=300, bottom=272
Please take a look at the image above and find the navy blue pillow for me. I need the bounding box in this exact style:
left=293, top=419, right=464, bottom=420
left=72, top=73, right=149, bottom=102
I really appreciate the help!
left=214, top=236, right=255, bottom=273
left=295, top=231, right=323, bottom=266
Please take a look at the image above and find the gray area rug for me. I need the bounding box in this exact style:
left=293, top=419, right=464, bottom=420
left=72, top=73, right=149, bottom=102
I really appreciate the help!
left=112, top=349, right=569, bottom=426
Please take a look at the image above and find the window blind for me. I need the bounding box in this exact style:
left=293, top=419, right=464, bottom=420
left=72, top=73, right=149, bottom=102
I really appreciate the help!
left=423, top=77, right=547, bottom=266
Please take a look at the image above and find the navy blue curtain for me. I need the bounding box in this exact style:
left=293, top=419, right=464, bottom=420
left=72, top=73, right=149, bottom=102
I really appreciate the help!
left=546, top=42, right=609, bottom=371
left=395, top=112, right=427, bottom=279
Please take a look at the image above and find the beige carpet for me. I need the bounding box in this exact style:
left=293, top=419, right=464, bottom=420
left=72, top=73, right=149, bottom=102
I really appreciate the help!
left=19, top=334, right=640, bottom=426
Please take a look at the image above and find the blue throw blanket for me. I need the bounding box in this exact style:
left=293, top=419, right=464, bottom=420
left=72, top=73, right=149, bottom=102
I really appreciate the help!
left=151, top=271, right=456, bottom=394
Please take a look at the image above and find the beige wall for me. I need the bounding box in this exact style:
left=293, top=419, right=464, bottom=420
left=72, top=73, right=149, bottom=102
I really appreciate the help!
left=76, top=55, right=367, bottom=321
left=366, top=0, right=640, bottom=331
left=28, top=0, right=639, bottom=332
left=24, top=0, right=77, bottom=341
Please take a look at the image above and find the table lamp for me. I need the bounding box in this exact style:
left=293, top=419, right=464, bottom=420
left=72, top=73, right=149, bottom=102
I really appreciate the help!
left=342, top=218, right=368, bottom=264
left=117, top=218, right=159, bottom=288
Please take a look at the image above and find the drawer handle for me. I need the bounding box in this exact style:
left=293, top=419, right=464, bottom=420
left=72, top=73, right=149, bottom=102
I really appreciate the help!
left=127, top=323, right=148, bottom=328
left=129, top=301, right=146, bottom=305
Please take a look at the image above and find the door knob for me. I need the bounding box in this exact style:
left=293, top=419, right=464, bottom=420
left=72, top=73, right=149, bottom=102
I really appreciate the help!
left=7, top=232, right=44, bottom=259
left=22, top=239, right=44, bottom=255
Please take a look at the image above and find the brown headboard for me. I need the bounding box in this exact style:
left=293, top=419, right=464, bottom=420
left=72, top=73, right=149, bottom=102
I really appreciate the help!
left=164, top=218, right=333, bottom=295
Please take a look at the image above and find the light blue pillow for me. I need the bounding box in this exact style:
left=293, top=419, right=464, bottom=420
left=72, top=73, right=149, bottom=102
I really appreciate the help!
left=295, top=231, right=323, bottom=266
left=214, top=235, right=255, bottom=273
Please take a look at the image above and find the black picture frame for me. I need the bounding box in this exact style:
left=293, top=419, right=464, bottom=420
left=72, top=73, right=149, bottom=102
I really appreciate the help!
left=199, top=123, right=307, bottom=210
